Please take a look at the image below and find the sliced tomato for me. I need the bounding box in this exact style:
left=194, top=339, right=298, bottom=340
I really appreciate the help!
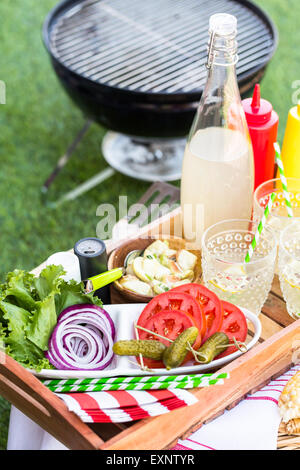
left=137, top=309, right=201, bottom=369
left=137, top=291, right=205, bottom=339
left=139, top=310, right=196, bottom=346
left=137, top=357, right=165, bottom=369
left=170, top=283, right=223, bottom=343
left=216, top=301, right=248, bottom=358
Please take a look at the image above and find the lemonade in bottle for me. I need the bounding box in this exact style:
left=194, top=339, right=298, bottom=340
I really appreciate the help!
left=181, top=14, right=254, bottom=247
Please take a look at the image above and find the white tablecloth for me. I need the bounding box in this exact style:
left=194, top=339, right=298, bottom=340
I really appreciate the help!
left=7, top=407, right=67, bottom=450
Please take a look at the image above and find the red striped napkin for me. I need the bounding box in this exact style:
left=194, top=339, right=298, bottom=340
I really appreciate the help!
left=58, top=388, right=198, bottom=423
left=173, top=364, right=300, bottom=450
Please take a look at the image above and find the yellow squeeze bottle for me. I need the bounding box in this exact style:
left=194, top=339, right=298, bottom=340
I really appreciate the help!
left=278, top=103, right=300, bottom=188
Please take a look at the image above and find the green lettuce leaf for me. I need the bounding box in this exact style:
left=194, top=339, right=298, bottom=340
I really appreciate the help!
left=1, top=270, right=36, bottom=311
left=33, top=264, right=65, bottom=300
left=0, top=300, right=30, bottom=341
left=26, top=294, right=57, bottom=351
left=0, top=322, right=6, bottom=358
left=4, top=338, right=52, bottom=372
left=0, top=300, right=52, bottom=370
left=55, top=279, right=103, bottom=315
left=26, top=265, right=66, bottom=350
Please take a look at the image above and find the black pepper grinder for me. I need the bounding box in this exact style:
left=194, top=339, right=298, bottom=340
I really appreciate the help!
left=74, top=237, right=111, bottom=304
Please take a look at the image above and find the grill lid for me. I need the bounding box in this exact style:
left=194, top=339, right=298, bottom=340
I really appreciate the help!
left=45, top=0, right=277, bottom=96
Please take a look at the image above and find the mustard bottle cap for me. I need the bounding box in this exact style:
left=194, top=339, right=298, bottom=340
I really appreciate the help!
left=279, top=102, right=300, bottom=181
left=290, top=102, right=300, bottom=122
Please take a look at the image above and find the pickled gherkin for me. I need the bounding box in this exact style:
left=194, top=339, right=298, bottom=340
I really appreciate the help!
left=113, top=339, right=166, bottom=360
left=196, top=332, right=229, bottom=364
left=163, top=327, right=198, bottom=370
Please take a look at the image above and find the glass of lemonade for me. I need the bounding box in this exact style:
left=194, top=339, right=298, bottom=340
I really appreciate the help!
left=202, top=219, right=277, bottom=315
left=278, top=222, right=300, bottom=320
left=253, top=178, right=300, bottom=241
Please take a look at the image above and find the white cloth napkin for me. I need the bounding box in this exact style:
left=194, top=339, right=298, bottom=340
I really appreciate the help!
left=7, top=407, right=67, bottom=450
left=173, top=364, right=300, bottom=450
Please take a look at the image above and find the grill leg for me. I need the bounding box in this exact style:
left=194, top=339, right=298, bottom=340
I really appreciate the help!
left=41, top=119, right=115, bottom=208
left=42, top=119, right=93, bottom=194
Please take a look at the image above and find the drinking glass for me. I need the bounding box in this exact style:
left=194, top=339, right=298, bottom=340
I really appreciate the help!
left=202, top=219, right=277, bottom=315
left=253, top=178, right=300, bottom=241
left=278, top=222, right=300, bottom=320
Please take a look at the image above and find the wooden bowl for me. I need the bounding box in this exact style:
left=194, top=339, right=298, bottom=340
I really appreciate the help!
left=108, top=236, right=202, bottom=303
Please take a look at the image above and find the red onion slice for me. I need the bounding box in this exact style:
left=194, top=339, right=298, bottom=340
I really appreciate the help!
left=46, top=304, right=115, bottom=370
left=58, top=304, right=115, bottom=340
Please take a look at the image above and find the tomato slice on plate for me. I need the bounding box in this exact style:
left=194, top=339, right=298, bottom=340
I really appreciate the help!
left=216, top=301, right=248, bottom=358
left=137, top=309, right=201, bottom=369
left=137, top=291, right=205, bottom=339
left=139, top=310, right=196, bottom=346
left=170, top=284, right=223, bottom=343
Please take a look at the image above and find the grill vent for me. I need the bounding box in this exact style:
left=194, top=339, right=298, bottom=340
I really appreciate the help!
left=48, top=0, right=276, bottom=94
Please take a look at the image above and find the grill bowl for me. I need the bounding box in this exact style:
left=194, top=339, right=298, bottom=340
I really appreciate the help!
left=43, top=0, right=278, bottom=138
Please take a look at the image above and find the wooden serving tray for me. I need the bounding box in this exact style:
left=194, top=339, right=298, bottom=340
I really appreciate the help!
left=7, top=207, right=300, bottom=450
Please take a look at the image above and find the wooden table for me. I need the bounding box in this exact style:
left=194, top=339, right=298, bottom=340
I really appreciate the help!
left=257, top=275, right=293, bottom=340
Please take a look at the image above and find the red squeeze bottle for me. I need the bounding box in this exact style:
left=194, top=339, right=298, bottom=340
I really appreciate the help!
left=242, top=84, right=279, bottom=190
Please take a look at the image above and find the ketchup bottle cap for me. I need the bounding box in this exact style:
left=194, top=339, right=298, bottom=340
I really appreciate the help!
left=243, top=84, right=273, bottom=126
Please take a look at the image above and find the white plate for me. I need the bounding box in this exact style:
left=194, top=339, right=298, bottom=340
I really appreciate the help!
left=34, top=303, right=261, bottom=379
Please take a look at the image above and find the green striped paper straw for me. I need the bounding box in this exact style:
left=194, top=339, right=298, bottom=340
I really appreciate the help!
left=43, top=375, right=228, bottom=393
left=45, top=379, right=223, bottom=393
left=274, top=142, right=294, bottom=218
left=41, top=372, right=228, bottom=393
left=42, top=372, right=225, bottom=387
left=245, top=192, right=277, bottom=263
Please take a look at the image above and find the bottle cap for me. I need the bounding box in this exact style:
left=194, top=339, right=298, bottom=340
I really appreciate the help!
left=243, top=84, right=273, bottom=126
left=209, top=13, right=237, bottom=36
left=74, top=237, right=110, bottom=304
left=207, top=14, right=238, bottom=68
left=290, top=101, right=300, bottom=121
left=279, top=101, right=300, bottom=182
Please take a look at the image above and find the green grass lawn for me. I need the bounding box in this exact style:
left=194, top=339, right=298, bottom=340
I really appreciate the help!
left=0, top=0, right=299, bottom=449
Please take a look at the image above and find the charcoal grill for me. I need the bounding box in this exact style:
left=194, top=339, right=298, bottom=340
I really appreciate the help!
left=42, top=0, right=278, bottom=200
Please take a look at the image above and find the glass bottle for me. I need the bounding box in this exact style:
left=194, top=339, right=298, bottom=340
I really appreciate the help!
left=181, top=13, right=254, bottom=248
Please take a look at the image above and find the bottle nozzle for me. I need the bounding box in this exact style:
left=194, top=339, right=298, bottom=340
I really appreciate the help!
left=209, top=13, right=237, bottom=36
left=251, top=84, right=261, bottom=111
left=207, top=14, right=238, bottom=69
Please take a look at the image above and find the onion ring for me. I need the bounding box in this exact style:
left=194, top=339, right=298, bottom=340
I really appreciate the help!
left=46, top=304, right=115, bottom=370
